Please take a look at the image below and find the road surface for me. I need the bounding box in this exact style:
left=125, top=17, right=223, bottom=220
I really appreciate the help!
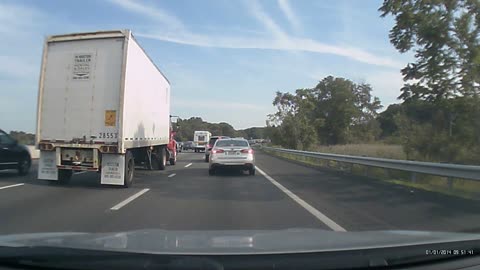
left=0, top=150, right=479, bottom=235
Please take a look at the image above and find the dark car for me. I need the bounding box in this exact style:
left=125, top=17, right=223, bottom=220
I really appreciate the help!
left=0, top=129, right=31, bottom=175
left=182, top=141, right=194, bottom=151
left=205, top=136, right=230, bottom=162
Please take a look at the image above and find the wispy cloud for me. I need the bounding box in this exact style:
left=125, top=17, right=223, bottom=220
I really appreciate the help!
left=139, top=32, right=401, bottom=68
left=246, top=0, right=288, bottom=41
left=278, top=0, right=301, bottom=32
left=108, top=0, right=185, bottom=32
left=109, top=0, right=402, bottom=68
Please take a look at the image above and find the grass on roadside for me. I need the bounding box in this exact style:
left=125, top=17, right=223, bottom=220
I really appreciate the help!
left=310, top=143, right=406, bottom=160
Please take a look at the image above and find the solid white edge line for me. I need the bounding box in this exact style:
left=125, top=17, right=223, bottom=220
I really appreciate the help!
left=168, top=173, right=176, bottom=178
left=185, top=163, right=192, bottom=168
left=256, top=167, right=347, bottom=232
left=0, top=183, right=25, bottom=190
left=110, top=188, right=150, bottom=211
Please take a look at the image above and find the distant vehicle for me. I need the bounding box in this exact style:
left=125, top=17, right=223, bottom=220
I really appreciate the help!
left=35, top=30, right=172, bottom=187
left=176, top=142, right=183, bottom=152
left=205, top=136, right=230, bottom=162
left=209, top=138, right=255, bottom=176
left=193, top=131, right=211, bottom=152
left=182, top=141, right=194, bottom=151
left=0, top=129, right=31, bottom=176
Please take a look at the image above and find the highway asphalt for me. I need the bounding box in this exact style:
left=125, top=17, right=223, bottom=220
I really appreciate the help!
left=0, top=150, right=479, bottom=235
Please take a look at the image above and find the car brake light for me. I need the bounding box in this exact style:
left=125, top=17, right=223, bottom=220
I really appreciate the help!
left=212, top=149, right=224, bottom=154
left=241, top=149, right=254, bottom=154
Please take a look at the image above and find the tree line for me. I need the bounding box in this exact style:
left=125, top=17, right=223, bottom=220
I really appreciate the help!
left=8, top=131, right=35, bottom=145
left=265, top=0, right=480, bottom=165
left=174, top=117, right=265, bottom=142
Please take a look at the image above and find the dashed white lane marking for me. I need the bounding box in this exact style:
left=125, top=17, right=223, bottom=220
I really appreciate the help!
left=168, top=173, right=176, bottom=178
left=185, top=163, right=192, bottom=168
left=74, top=171, right=87, bottom=175
left=110, top=188, right=150, bottom=211
left=256, top=167, right=347, bottom=232
left=0, top=183, right=25, bottom=190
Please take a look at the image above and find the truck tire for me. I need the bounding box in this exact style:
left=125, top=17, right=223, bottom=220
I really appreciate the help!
left=159, top=147, right=167, bottom=170
left=205, top=154, right=209, bottom=162
left=123, top=151, right=134, bottom=188
left=169, top=151, right=177, bottom=165
left=58, top=169, right=72, bottom=183
left=144, top=150, right=153, bottom=170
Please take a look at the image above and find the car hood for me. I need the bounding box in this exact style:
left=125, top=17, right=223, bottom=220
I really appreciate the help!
left=0, top=229, right=479, bottom=255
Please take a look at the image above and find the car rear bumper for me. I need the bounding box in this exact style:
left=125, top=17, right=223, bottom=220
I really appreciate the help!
left=210, top=162, right=255, bottom=170
left=209, top=156, right=255, bottom=169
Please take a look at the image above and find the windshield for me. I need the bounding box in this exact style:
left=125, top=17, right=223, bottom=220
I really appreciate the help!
left=0, top=0, right=479, bottom=267
left=215, top=140, right=249, bottom=147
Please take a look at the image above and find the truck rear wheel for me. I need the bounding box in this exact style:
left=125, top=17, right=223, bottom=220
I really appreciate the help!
left=169, top=151, right=177, bottom=165
left=58, top=169, right=72, bottom=183
left=159, top=147, right=167, bottom=170
left=123, top=151, right=134, bottom=188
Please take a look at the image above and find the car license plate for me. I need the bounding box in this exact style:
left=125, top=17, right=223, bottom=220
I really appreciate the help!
left=226, top=151, right=238, bottom=155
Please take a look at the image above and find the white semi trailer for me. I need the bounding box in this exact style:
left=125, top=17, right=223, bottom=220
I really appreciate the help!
left=36, top=30, right=172, bottom=187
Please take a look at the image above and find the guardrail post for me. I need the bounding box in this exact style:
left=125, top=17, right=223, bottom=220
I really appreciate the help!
left=447, top=177, right=453, bottom=189
left=385, top=168, right=391, bottom=179
left=411, top=172, right=417, bottom=183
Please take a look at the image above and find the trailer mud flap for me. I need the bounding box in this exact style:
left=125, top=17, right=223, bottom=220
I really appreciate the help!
left=38, top=151, right=58, bottom=180
left=101, top=154, right=125, bottom=185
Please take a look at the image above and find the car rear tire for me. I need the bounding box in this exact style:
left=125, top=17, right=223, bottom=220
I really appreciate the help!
left=208, top=168, right=215, bottom=175
left=123, top=151, right=134, bottom=188
left=249, top=168, right=256, bottom=176
left=58, top=169, right=72, bottom=183
left=17, top=156, right=31, bottom=176
left=205, top=154, right=209, bottom=162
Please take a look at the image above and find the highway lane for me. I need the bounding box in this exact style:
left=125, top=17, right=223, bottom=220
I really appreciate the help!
left=0, top=151, right=326, bottom=234
left=0, top=150, right=479, bottom=235
left=254, top=151, right=480, bottom=233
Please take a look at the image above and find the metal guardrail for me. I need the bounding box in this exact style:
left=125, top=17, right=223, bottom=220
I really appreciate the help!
left=261, top=146, right=480, bottom=181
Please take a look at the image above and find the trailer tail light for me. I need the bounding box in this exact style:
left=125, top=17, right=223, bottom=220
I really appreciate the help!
left=39, top=143, right=54, bottom=151
left=100, top=146, right=118, bottom=153
left=241, top=149, right=254, bottom=154
left=207, top=144, right=212, bottom=149
left=212, top=149, right=224, bottom=154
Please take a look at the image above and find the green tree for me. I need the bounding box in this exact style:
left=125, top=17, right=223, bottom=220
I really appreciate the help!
left=311, top=77, right=382, bottom=144
left=380, top=0, right=480, bottom=101
left=267, top=76, right=382, bottom=148
left=379, top=0, right=480, bottom=164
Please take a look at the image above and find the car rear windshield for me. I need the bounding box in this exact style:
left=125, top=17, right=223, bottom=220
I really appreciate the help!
left=215, top=140, right=249, bottom=147
left=209, top=138, right=218, bottom=145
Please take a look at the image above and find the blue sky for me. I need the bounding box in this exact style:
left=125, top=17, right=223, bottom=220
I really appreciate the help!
left=0, top=0, right=412, bottom=132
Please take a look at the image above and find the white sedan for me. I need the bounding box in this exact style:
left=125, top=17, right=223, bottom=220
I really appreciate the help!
left=208, top=138, right=255, bottom=176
